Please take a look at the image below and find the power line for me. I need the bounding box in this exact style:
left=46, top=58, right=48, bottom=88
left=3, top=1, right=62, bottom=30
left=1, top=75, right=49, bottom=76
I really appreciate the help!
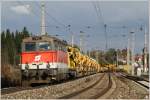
left=34, top=2, right=66, bottom=28
left=92, top=1, right=108, bottom=51
left=17, top=1, right=38, bottom=17
left=16, top=1, right=45, bottom=34
left=92, top=2, right=103, bottom=26
left=17, top=1, right=65, bottom=30
left=95, top=1, right=105, bottom=26
left=16, top=1, right=52, bottom=29
left=36, top=2, right=78, bottom=47
left=34, top=1, right=76, bottom=44
left=34, top=2, right=65, bottom=28
left=104, top=24, right=108, bottom=50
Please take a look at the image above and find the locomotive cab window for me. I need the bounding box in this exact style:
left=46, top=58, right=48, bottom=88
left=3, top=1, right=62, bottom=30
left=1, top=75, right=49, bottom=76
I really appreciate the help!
left=38, top=42, right=52, bottom=51
left=25, top=42, right=36, bottom=51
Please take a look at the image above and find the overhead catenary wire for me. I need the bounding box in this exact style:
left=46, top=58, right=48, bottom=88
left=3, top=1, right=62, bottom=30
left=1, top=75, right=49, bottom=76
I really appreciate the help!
left=16, top=1, right=61, bottom=34
left=92, top=1, right=108, bottom=51
left=16, top=1, right=43, bottom=28
left=17, top=1, right=75, bottom=41
left=34, top=1, right=77, bottom=41
left=34, top=1, right=77, bottom=46
left=16, top=1, right=39, bottom=17
left=92, top=2, right=103, bottom=26
left=92, top=1, right=105, bottom=26
left=17, top=1, right=67, bottom=31
left=34, top=2, right=66, bottom=28
left=35, top=2, right=67, bottom=29
left=97, top=1, right=108, bottom=51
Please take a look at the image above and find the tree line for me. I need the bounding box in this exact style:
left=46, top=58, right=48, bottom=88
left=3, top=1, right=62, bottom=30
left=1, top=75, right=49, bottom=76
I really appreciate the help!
left=1, top=27, right=31, bottom=87
left=89, top=48, right=131, bottom=65
left=1, top=27, right=30, bottom=67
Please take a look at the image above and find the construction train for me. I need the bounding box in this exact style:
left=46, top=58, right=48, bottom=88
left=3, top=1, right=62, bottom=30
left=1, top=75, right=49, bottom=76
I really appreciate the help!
left=20, top=35, right=101, bottom=85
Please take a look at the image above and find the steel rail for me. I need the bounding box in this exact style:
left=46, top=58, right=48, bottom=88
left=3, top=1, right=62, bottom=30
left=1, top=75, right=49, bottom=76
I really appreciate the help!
left=59, top=73, right=105, bottom=99
left=90, top=73, right=112, bottom=99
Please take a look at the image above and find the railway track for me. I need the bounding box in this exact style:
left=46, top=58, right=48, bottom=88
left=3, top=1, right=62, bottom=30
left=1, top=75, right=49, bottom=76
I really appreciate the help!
left=91, top=73, right=112, bottom=99
left=1, top=73, right=104, bottom=99
left=1, top=73, right=98, bottom=95
left=120, top=72, right=149, bottom=82
left=134, top=81, right=149, bottom=89
left=59, top=72, right=113, bottom=99
left=104, top=72, right=149, bottom=99
left=120, top=73, right=149, bottom=90
left=2, top=72, right=147, bottom=99
left=114, top=72, right=149, bottom=90
left=114, top=72, right=149, bottom=99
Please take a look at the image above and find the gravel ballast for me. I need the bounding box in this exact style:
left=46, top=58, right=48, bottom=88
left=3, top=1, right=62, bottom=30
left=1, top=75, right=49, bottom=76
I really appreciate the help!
left=107, top=74, right=149, bottom=99
left=1, top=73, right=102, bottom=99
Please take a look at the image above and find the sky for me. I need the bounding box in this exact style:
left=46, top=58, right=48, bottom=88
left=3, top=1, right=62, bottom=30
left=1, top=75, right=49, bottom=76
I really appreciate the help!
left=1, top=0, right=149, bottom=54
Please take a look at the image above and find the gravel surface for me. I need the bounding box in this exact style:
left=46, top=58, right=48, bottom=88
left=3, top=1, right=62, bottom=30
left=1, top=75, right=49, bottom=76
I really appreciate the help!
left=68, top=73, right=108, bottom=99
left=2, top=72, right=148, bottom=99
left=1, top=73, right=102, bottom=99
left=107, top=73, right=149, bottom=99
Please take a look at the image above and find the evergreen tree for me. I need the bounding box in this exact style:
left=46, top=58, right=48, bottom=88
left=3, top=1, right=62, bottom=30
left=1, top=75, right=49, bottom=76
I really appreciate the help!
left=1, top=31, right=8, bottom=65
left=22, top=27, right=29, bottom=38
left=6, top=29, right=11, bottom=43
left=15, top=30, right=21, bottom=53
left=11, top=32, right=15, bottom=41
left=5, top=29, right=16, bottom=65
left=1, top=31, right=5, bottom=48
left=1, top=27, right=29, bottom=66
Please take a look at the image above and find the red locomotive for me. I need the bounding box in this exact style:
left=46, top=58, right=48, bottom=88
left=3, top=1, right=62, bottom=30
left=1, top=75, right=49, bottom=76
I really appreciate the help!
left=21, top=35, right=69, bottom=85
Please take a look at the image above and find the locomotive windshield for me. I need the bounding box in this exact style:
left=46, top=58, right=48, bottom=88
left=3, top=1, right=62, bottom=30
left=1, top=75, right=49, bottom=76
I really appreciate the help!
left=25, top=42, right=36, bottom=51
left=24, top=42, right=52, bottom=51
left=38, top=42, right=51, bottom=51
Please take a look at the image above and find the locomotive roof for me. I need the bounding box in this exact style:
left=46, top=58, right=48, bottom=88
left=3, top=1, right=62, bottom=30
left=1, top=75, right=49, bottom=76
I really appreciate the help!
left=23, top=35, right=68, bottom=45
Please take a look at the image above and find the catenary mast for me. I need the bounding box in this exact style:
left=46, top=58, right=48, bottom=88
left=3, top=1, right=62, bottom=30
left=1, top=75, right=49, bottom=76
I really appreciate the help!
left=41, top=2, right=46, bottom=35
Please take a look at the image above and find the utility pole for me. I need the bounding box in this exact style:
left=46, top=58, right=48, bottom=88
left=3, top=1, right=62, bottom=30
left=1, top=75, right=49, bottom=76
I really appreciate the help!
left=41, top=2, right=46, bottom=35
left=71, top=33, right=74, bottom=47
left=104, top=24, right=108, bottom=51
left=116, top=50, right=118, bottom=68
left=127, top=34, right=130, bottom=66
left=130, top=30, right=135, bottom=75
left=96, top=50, right=99, bottom=63
left=67, top=25, right=74, bottom=47
left=89, top=52, right=91, bottom=57
left=80, top=31, right=84, bottom=52
left=144, top=27, right=148, bottom=73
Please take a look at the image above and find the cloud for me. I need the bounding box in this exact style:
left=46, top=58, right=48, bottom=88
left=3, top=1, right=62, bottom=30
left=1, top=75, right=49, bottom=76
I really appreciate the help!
left=10, top=5, right=31, bottom=15
left=100, top=1, right=148, bottom=24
